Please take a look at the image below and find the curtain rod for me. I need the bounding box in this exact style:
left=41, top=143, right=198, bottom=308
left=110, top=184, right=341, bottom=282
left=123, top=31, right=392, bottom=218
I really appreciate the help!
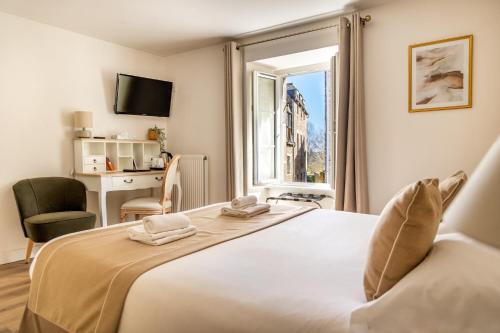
left=236, top=14, right=371, bottom=50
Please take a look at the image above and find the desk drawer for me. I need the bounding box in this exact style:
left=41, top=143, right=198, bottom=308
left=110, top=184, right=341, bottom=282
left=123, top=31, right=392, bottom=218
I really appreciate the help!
left=111, top=174, right=163, bottom=188
left=83, top=164, right=106, bottom=173
left=84, top=156, right=106, bottom=165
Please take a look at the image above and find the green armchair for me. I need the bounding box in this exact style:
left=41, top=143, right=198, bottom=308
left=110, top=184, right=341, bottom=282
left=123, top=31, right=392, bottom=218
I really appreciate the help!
left=13, top=177, right=96, bottom=263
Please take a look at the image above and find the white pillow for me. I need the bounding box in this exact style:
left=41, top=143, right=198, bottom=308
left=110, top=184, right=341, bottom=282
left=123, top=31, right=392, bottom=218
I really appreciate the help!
left=350, top=233, right=500, bottom=333
left=439, top=136, right=500, bottom=249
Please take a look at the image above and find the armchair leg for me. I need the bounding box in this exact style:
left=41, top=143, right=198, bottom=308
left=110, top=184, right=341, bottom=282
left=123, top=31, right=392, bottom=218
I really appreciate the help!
left=25, top=239, right=34, bottom=264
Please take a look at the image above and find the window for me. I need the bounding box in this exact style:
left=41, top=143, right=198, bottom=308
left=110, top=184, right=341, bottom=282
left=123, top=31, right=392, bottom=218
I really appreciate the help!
left=253, top=72, right=277, bottom=184
left=250, top=46, right=337, bottom=187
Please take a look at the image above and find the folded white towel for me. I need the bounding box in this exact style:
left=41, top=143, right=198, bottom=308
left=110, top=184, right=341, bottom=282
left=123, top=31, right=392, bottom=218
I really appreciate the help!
left=128, top=225, right=197, bottom=246
left=128, top=224, right=196, bottom=241
left=143, top=213, right=190, bottom=234
left=221, top=203, right=271, bottom=218
left=231, top=195, right=258, bottom=209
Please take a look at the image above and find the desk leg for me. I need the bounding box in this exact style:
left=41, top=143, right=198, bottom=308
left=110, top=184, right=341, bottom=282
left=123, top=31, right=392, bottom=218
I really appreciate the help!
left=98, top=191, right=108, bottom=227
left=176, top=171, right=182, bottom=212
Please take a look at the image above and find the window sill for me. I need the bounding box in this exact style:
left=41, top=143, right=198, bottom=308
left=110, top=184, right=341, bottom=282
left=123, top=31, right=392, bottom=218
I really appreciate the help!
left=249, top=183, right=335, bottom=209
left=252, top=182, right=334, bottom=193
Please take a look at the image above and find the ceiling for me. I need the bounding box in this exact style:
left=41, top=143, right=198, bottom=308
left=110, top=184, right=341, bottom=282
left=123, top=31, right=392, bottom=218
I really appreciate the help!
left=0, top=0, right=390, bottom=56
left=256, top=46, right=338, bottom=70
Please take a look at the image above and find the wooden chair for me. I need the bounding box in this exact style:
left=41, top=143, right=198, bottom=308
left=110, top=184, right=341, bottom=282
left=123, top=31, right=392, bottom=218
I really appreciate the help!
left=120, top=155, right=181, bottom=222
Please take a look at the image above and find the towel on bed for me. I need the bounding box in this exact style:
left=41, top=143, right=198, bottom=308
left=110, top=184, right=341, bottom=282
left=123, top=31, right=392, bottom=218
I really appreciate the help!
left=128, top=225, right=197, bottom=246
left=222, top=203, right=271, bottom=218
left=143, top=213, right=191, bottom=234
left=231, top=195, right=258, bottom=209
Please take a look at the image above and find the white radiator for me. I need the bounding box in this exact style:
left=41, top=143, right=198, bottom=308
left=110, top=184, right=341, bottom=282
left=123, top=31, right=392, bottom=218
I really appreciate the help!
left=172, top=154, right=208, bottom=211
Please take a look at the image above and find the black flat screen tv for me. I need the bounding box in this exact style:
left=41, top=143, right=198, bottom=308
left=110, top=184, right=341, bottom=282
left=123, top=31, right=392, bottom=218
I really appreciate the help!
left=114, top=73, right=173, bottom=117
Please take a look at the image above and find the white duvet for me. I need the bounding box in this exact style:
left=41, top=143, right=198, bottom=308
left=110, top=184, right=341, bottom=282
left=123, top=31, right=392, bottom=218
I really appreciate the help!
left=118, top=208, right=378, bottom=333
left=31, top=207, right=378, bottom=333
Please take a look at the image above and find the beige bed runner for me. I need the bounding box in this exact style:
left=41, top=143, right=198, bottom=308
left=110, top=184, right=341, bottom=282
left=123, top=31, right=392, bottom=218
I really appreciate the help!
left=21, top=203, right=313, bottom=333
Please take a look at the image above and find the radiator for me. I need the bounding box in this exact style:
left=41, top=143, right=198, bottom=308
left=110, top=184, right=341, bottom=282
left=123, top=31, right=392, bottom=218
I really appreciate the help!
left=172, top=154, right=208, bottom=211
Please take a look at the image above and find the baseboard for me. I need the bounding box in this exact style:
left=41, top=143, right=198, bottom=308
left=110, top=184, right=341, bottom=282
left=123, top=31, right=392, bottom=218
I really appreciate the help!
left=0, top=244, right=41, bottom=265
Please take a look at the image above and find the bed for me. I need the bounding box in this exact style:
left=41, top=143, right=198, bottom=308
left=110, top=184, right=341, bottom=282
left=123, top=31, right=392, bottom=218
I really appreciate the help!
left=28, top=204, right=379, bottom=333
left=24, top=137, right=500, bottom=333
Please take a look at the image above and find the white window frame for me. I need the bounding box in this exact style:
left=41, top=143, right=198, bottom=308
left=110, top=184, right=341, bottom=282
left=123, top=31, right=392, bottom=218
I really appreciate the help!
left=252, top=71, right=280, bottom=186
left=251, top=60, right=337, bottom=190
left=328, top=54, right=338, bottom=189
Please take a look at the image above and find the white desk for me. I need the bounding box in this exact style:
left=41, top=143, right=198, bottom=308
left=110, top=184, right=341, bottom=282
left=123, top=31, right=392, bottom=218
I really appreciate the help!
left=75, top=170, right=182, bottom=227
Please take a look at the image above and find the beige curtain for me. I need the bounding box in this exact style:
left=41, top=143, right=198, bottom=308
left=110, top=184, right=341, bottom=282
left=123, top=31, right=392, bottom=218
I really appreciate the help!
left=334, top=14, right=369, bottom=213
left=224, top=41, right=245, bottom=200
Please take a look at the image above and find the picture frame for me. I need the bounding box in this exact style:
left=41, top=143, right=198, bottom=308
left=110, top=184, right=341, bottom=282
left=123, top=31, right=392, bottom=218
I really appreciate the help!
left=408, top=35, right=473, bottom=113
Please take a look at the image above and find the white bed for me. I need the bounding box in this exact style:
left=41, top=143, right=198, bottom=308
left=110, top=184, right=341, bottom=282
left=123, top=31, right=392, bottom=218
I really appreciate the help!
left=29, top=137, right=500, bottom=333
left=31, top=207, right=379, bottom=333
left=29, top=206, right=500, bottom=333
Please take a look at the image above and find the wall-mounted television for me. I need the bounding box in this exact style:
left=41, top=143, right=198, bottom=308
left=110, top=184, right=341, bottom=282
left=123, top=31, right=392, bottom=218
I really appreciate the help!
left=114, top=73, right=173, bottom=117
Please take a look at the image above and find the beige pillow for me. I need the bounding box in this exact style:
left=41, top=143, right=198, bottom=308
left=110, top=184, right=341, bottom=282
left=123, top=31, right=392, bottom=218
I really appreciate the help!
left=364, top=179, right=442, bottom=301
left=439, top=170, right=467, bottom=212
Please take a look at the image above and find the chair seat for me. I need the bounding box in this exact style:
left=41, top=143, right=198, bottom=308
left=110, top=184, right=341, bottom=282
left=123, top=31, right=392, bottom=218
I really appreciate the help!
left=121, top=197, right=172, bottom=211
left=24, top=211, right=96, bottom=243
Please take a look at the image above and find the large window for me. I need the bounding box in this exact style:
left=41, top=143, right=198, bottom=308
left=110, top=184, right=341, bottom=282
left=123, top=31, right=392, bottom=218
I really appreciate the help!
left=250, top=47, right=337, bottom=187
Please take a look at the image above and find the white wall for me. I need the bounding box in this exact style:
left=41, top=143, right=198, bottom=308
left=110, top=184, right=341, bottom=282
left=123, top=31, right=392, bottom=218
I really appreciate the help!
left=162, top=45, right=227, bottom=204
left=362, top=0, right=500, bottom=213
left=0, top=12, right=167, bottom=263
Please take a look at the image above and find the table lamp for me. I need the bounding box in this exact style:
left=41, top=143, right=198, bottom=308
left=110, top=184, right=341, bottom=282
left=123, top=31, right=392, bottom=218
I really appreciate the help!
left=74, top=111, right=93, bottom=138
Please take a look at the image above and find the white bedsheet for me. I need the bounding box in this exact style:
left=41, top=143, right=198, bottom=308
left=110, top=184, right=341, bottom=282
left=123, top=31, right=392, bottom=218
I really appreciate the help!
left=117, top=208, right=378, bottom=333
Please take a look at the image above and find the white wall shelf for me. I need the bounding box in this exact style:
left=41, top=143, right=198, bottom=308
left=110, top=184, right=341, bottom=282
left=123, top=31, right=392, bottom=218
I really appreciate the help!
left=74, top=139, right=161, bottom=173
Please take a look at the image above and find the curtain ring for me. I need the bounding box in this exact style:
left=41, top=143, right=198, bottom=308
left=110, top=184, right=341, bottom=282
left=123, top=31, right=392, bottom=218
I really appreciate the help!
left=360, top=15, right=371, bottom=26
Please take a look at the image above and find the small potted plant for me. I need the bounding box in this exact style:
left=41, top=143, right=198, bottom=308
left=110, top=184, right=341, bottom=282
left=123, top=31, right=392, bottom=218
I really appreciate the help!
left=148, top=126, right=159, bottom=140
left=148, top=125, right=167, bottom=158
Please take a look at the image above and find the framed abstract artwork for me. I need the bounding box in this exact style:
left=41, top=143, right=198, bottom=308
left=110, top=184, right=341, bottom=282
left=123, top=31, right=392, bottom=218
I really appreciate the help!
left=409, top=35, right=473, bottom=112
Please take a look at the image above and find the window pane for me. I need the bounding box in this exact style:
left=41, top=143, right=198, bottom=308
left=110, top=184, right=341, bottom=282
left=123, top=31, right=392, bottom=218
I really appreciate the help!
left=258, top=77, right=275, bottom=113
left=258, top=112, right=275, bottom=146
left=259, top=147, right=275, bottom=180
left=255, top=75, right=276, bottom=182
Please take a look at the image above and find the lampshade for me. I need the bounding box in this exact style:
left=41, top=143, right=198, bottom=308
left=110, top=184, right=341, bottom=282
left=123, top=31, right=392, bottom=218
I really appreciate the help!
left=74, top=111, right=93, bottom=129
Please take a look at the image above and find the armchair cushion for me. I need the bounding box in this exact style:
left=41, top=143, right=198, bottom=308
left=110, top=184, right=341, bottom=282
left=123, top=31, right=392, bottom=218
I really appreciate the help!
left=24, top=211, right=96, bottom=243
